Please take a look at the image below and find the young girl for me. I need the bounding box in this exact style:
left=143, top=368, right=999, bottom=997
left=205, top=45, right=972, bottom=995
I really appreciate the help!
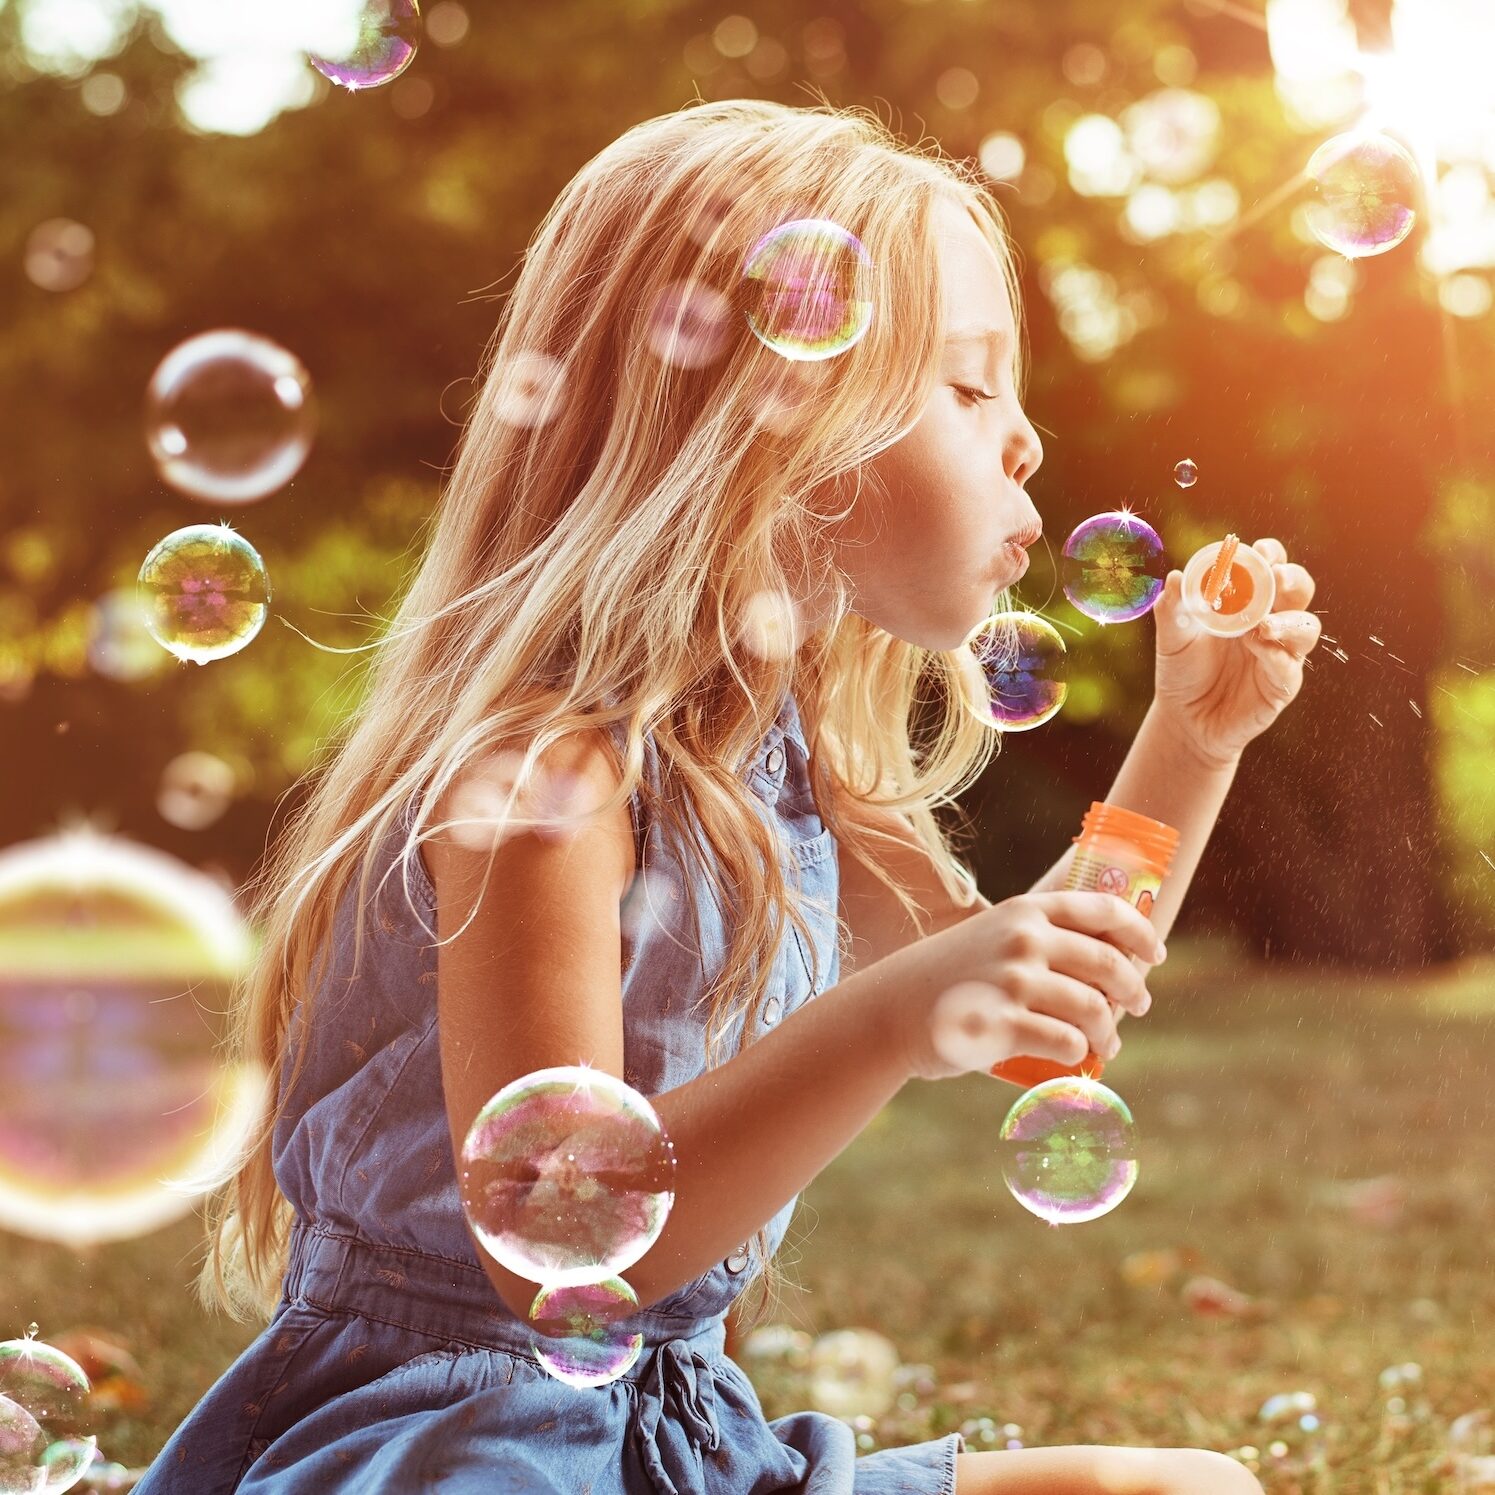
left=135, top=99, right=1318, bottom=1495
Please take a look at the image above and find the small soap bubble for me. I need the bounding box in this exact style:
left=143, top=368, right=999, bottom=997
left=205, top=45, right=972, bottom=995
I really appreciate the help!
left=0, top=1394, right=47, bottom=1495
left=1305, top=131, right=1418, bottom=259
left=1060, top=511, right=1167, bottom=624
left=646, top=279, right=734, bottom=369
left=24, top=219, right=95, bottom=294
left=489, top=350, right=568, bottom=429
left=739, top=1325, right=813, bottom=1367
left=1173, top=457, right=1198, bottom=488
left=145, top=330, right=315, bottom=505
left=741, top=219, right=873, bottom=361
left=527, top=1277, right=644, bottom=1389
left=734, top=588, right=804, bottom=662
left=308, top=0, right=421, bottom=90
left=37, top=1435, right=99, bottom=1494
left=1257, top=1391, right=1327, bottom=1476
left=930, top=981, right=1010, bottom=1073
left=998, top=1076, right=1138, bottom=1225
left=137, top=524, right=270, bottom=665
left=459, top=1065, right=676, bottom=1286
left=86, top=589, right=169, bottom=684
left=961, top=612, right=1068, bottom=732
left=157, top=751, right=239, bottom=832
left=806, top=1329, right=900, bottom=1419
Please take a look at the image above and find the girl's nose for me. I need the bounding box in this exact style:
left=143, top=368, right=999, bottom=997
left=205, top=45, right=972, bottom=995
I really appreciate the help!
left=1007, top=418, right=1043, bottom=488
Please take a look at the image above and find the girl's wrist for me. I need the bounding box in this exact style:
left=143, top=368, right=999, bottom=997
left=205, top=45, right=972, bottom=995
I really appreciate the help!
left=1145, top=699, right=1244, bottom=779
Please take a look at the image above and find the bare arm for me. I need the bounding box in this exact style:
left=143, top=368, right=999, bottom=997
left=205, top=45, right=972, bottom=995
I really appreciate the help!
left=430, top=728, right=910, bottom=1319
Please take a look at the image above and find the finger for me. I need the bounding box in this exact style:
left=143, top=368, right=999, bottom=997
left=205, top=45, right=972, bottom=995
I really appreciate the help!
left=1150, top=570, right=1195, bottom=656
left=1046, top=928, right=1152, bottom=1016
left=1253, top=536, right=1288, bottom=566
left=1270, top=561, right=1315, bottom=612
left=1034, top=890, right=1165, bottom=965
left=1015, top=969, right=1122, bottom=1060
left=1009, top=1008, right=1097, bottom=1068
left=1250, top=610, right=1322, bottom=661
left=1242, top=632, right=1307, bottom=706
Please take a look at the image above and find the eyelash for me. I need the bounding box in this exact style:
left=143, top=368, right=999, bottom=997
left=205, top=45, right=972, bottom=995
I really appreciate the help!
left=954, top=384, right=997, bottom=405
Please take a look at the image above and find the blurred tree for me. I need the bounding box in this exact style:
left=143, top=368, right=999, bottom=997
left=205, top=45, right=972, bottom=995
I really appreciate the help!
left=0, top=0, right=1489, bottom=963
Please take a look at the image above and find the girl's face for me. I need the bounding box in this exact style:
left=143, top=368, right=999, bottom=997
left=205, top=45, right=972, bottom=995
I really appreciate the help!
left=806, top=197, right=1045, bottom=652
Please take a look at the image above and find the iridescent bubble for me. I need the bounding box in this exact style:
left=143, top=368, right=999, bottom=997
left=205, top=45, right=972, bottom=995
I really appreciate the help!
left=645, top=279, right=733, bottom=369
left=137, top=524, right=271, bottom=665
left=307, top=0, right=421, bottom=90
left=961, top=612, right=1068, bottom=732
left=157, top=751, right=239, bottom=832
left=24, top=220, right=95, bottom=294
left=1305, top=131, right=1419, bottom=260
left=527, top=1277, right=644, bottom=1389
left=1172, top=457, right=1198, bottom=488
left=1060, top=511, right=1167, bottom=624
left=458, top=1065, right=676, bottom=1287
left=998, top=1076, right=1138, bottom=1225
left=0, top=1331, right=90, bottom=1434
left=741, top=219, right=873, bottom=361
left=37, top=1437, right=100, bottom=1495
left=807, top=1329, right=900, bottom=1419
left=145, top=330, right=315, bottom=504
left=0, top=831, right=266, bottom=1248
left=0, top=1394, right=46, bottom=1495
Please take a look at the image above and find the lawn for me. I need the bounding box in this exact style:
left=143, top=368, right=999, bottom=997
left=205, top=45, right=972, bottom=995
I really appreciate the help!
left=4, top=936, right=1493, bottom=1492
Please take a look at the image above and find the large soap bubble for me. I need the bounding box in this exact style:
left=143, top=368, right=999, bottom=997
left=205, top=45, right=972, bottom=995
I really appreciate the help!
left=741, top=219, right=873, bottom=361
left=998, top=1076, right=1139, bottom=1225
left=145, top=330, right=315, bottom=504
left=0, top=832, right=266, bottom=1248
left=459, top=1065, right=676, bottom=1287
left=959, top=612, right=1068, bottom=731
left=0, top=1327, right=96, bottom=1495
left=527, top=1278, right=644, bottom=1389
left=307, top=0, right=422, bottom=90
left=137, top=523, right=271, bottom=665
left=1060, top=511, right=1167, bottom=624
left=1305, top=131, right=1419, bottom=260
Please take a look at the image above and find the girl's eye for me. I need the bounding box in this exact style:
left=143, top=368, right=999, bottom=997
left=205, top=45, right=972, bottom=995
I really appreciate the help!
left=954, top=384, right=997, bottom=406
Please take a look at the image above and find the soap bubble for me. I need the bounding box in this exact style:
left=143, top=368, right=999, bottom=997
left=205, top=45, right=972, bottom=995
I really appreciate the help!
left=0, top=831, right=266, bottom=1248
left=930, top=981, right=1010, bottom=1072
left=36, top=1438, right=99, bottom=1495
left=807, top=1329, right=900, bottom=1419
left=24, top=219, right=95, bottom=294
left=1172, top=457, right=1198, bottom=488
left=646, top=279, right=734, bottom=369
left=1257, top=1391, right=1326, bottom=1478
left=527, top=1277, right=644, bottom=1389
left=137, top=524, right=271, bottom=665
left=308, top=0, right=421, bottom=90
left=1060, top=511, right=1167, bottom=624
left=489, top=351, right=568, bottom=429
left=998, top=1076, right=1138, bottom=1225
left=0, top=1395, right=47, bottom=1495
left=960, top=612, right=1068, bottom=732
left=741, top=219, right=873, bottom=361
left=145, top=330, right=315, bottom=504
left=0, top=1333, right=90, bottom=1434
left=1305, top=131, right=1418, bottom=259
left=459, top=1065, right=676, bottom=1287
left=157, top=751, right=239, bottom=832
left=86, top=589, right=169, bottom=684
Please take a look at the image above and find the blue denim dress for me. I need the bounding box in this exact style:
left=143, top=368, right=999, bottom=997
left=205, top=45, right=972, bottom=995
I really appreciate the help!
left=134, top=690, right=964, bottom=1495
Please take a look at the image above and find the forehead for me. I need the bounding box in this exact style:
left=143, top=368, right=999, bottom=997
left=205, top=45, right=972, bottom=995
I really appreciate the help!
left=932, top=197, right=1015, bottom=345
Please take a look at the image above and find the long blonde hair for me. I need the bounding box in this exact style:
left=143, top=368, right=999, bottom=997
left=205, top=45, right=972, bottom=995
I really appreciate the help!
left=198, top=97, right=1028, bottom=1332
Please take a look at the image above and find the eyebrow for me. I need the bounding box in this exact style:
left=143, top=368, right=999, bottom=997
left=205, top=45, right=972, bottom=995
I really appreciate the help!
left=944, top=327, right=1007, bottom=349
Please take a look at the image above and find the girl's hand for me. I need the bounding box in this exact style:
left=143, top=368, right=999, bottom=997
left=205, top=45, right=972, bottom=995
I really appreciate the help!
left=865, top=891, right=1164, bottom=1083
left=1151, top=537, right=1322, bottom=771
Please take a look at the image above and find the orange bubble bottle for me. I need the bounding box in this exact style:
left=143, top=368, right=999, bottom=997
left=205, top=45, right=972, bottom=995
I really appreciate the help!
left=990, top=801, right=1180, bottom=1090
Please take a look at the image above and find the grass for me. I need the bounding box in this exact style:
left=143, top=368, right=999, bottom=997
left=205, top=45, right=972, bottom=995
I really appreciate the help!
left=4, top=937, right=1494, bottom=1491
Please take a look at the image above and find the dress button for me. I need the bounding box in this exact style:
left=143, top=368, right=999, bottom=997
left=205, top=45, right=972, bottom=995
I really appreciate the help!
left=762, top=995, right=782, bottom=1027
left=726, top=1243, right=751, bottom=1273
left=764, top=745, right=784, bottom=776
